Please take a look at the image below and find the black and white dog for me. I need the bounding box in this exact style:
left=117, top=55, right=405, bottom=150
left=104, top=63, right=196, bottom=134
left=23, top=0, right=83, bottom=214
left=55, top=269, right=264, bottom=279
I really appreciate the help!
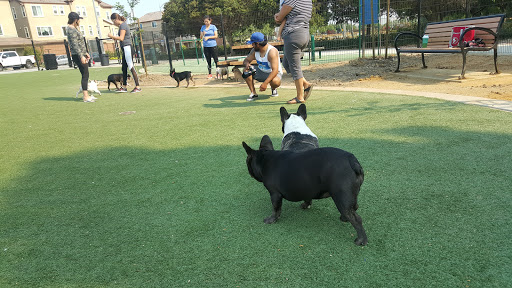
left=280, top=104, right=319, bottom=153
left=76, top=80, right=101, bottom=98
left=242, top=135, right=368, bottom=246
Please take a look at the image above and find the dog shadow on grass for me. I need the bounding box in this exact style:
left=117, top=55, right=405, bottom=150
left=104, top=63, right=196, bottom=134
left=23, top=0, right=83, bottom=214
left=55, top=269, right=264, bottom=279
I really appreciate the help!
left=43, top=97, right=85, bottom=102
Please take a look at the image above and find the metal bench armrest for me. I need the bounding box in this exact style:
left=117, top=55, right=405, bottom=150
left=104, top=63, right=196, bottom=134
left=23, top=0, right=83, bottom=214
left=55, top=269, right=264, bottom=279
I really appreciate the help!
left=460, top=27, right=499, bottom=49
left=394, top=32, right=422, bottom=50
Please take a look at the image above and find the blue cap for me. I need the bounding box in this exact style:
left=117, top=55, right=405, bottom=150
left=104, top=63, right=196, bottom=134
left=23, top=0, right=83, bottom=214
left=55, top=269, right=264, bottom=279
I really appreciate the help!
left=246, top=32, right=265, bottom=44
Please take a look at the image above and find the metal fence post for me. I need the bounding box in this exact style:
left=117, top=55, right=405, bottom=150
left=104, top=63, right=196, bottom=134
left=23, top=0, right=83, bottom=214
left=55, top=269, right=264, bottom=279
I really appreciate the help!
left=220, top=12, right=228, bottom=61
left=311, top=34, right=316, bottom=62
left=64, top=39, right=72, bottom=67
left=165, top=33, right=173, bottom=72
left=83, top=37, right=92, bottom=67
left=31, top=40, right=41, bottom=71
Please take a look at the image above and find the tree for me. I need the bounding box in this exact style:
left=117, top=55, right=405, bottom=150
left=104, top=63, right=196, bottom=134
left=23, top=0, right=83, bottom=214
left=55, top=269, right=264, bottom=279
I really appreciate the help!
left=127, top=0, right=140, bottom=21
left=113, top=1, right=139, bottom=23
left=113, top=2, right=131, bottom=21
left=162, top=0, right=278, bottom=45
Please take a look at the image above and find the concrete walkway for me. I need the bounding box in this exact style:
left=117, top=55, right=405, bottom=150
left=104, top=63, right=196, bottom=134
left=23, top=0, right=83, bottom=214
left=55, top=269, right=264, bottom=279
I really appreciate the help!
left=202, top=82, right=512, bottom=113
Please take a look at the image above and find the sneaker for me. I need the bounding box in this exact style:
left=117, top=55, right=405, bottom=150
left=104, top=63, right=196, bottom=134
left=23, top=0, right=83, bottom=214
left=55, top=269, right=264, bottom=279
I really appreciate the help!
left=90, top=95, right=98, bottom=100
left=271, top=89, right=279, bottom=97
left=207, top=74, right=214, bottom=79
left=130, top=87, right=142, bottom=93
left=116, top=87, right=128, bottom=93
left=83, top=98, right=95, bottom=103
left=246, top=94, right=258, bottom=101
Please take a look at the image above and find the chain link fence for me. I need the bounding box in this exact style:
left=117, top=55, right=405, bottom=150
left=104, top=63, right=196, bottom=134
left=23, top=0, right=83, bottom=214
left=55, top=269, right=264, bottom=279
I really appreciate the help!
left=136, top=0, right=510, bottom=72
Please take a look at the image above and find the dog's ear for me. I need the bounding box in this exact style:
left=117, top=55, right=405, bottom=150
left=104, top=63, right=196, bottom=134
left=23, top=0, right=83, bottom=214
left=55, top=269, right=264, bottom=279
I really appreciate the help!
left=280, top=107, right=290, bottom=124
left=296, top=103, right=307, bottom=121
left=242, top=141, right=254, bottom=155
left=259, top=135, right=274, bottom=151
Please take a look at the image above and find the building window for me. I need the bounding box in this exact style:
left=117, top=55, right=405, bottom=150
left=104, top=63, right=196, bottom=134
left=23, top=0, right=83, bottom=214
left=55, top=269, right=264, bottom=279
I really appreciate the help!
left=61, top=26, right=67, bottom=37
left=12, top=7, right=18, bottom=19
left=88, top=25, right=94, bottom=36
left=31, top=5, right=43, bottom=17
left=106, top=11, right=109, bottom=19
left=76, top=6, right=86, bottom=17
left=36, top=26, right=53, bottom=37
left=21, top=6, right=26, bottom=17
left=152, top=21, right=157, bottom=28
left=80, top=25, right=85, bottom=35
left=59, top=6, right=65, bottom=15
left=24, top=27, right=30, bottom=38
left=0, top=25, right=3, bottom=36
left=53, top=5, right=58, bottom=15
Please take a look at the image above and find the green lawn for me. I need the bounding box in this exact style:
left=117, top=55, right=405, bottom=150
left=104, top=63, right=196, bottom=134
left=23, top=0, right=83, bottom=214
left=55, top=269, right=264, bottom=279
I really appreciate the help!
left=1, top=68, right=511, bottom=287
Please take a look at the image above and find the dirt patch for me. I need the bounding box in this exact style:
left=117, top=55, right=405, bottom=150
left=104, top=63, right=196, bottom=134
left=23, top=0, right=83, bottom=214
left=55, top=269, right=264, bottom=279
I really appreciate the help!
left=132, top=54, right=512, bottom=101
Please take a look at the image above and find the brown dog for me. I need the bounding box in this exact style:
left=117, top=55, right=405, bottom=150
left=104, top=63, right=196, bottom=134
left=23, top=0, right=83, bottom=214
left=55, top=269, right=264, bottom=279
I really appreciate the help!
left=232, top=67, right=244, bottom=83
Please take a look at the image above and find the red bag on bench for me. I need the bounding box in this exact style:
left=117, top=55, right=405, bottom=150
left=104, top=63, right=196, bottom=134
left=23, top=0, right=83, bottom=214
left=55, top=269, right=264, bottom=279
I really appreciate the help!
left=449, top=26, right=475, bottom=47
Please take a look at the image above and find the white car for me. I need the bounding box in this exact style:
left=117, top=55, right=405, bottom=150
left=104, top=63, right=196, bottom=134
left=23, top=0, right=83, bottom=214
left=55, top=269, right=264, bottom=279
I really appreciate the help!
left=0, top=51, right=36, bottom=70
left=56, top=55, right=70, bottom=66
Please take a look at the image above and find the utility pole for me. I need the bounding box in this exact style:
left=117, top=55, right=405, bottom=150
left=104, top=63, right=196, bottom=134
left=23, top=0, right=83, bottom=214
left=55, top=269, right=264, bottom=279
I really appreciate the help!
left=92, top=0, right=102, bottom=40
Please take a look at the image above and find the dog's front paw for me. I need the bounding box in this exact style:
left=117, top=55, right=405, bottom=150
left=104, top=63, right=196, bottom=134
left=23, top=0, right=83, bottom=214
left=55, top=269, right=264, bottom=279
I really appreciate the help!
left=354, top=237, right=368, bottom=246
left=264, top=216, right=277, bottom=224
left=300, top=201, right=311, bottom=209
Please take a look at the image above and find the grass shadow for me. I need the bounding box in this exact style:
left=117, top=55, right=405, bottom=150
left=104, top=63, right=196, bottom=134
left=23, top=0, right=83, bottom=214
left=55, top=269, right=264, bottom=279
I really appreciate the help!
left=43, top=97, right=83, bottom=102
left=1, top=125, right=511, bottom=286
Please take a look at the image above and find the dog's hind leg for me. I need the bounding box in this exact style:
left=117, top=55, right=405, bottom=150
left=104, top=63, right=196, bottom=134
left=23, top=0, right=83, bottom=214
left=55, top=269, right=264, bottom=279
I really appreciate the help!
left=264, top=193, right=283, bottom=224
left=331, top=192, right=368, bottom=246
left=343, top=210, right=368, bottom=246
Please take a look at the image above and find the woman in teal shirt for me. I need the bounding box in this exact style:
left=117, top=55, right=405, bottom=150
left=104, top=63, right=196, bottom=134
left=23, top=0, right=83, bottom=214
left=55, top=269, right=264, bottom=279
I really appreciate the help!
left=200, top=16, right=218, bottom=79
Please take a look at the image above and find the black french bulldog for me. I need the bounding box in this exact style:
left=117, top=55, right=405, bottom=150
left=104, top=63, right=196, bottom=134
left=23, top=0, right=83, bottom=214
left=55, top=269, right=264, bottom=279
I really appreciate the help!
left=170, top=68, right=195, bottom=88
left=107, top=74, right=130, bottom=90
left=242, top=135, right=368, bottom=246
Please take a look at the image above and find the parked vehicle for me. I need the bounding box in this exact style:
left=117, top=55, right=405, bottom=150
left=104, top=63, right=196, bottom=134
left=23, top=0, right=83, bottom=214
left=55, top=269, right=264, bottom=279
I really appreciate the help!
left=0, top=51, right=36, bottom=71
left=91, top=52, right=101, bottom=63
left=56, top=55, right=69, bottom=66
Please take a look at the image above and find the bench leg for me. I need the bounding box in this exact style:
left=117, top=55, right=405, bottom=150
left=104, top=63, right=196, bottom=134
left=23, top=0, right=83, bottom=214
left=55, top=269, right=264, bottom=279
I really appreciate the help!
left=395, top=52, right=401, bottom=72
left=460, top=51, right=467, bottom=79
left=421, top=53, right=427, bottom=69
left=319, top=50, right=322, bottom=59
left=493, top=48, right=500, bottom=75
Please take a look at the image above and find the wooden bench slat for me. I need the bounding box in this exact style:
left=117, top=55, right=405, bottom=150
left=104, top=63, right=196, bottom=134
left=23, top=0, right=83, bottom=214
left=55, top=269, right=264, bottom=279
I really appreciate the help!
left=426, top=17, right=503, bottom=30
left=394, top=14, right=504, bottom=78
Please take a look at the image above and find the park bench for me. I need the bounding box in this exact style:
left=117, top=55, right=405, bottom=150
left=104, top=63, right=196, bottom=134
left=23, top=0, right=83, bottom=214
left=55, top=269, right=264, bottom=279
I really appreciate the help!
left=303, top=46, right=325, bottom=60
left=394, top=14, right=505, bottom=79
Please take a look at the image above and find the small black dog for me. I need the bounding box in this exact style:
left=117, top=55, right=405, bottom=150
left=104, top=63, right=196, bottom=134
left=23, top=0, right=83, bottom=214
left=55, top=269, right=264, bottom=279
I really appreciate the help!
left=170, top=68, right=195, bottom=88
left=107, top=74, right=130, bottom=90
left=243, top=135, right=368, bottom=246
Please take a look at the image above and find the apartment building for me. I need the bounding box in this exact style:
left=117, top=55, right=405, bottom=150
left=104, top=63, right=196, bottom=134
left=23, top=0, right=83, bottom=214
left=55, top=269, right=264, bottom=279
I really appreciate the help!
left=1, top=0, right=117, bottom=53
left=137, top=11, right=163, bottom=34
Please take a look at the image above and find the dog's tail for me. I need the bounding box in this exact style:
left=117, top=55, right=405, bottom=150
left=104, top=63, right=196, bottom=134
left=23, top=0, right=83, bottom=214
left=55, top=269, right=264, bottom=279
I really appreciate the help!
left=349, top=155, right=364, bottom=210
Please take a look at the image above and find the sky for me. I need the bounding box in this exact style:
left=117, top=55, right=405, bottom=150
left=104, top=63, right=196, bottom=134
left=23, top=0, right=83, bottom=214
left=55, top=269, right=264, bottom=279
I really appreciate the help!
left=111, top=0, right=167, bottom=19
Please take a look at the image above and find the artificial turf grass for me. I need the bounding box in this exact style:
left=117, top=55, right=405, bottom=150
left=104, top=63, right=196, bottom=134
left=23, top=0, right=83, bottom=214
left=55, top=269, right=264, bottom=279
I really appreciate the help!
left=1, top=69, right=511, bottom=287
